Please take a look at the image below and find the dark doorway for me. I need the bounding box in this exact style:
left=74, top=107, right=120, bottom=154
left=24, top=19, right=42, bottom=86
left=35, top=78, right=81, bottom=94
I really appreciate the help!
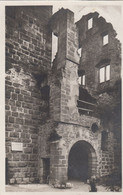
left=42, top=158, right=50, bottom=184
left=68, top=141, right=96, bottom=182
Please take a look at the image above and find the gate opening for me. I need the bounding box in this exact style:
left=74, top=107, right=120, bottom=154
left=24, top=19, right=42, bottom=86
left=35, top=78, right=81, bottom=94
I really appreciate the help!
left=68, top=141, right=97, bottom=182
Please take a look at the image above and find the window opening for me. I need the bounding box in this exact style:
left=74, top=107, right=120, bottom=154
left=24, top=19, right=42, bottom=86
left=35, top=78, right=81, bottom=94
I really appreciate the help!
left=78, top=48, right=82, bottom=57
left=88, top=18, right=93, bottom=29
left=78, top=70, right=96, bottom=116
left=100, top=67, right=105, bottom=83
left=52, top=33, right=58, bottom=62
left=106, top=65, right=110, bottom=81
left=103, top=34, right=108, bottom=45
left=79, top=75, right=85, bottom=86
left=77, top=88, right=96, bottom=116
left=91, top=123, right=99, bottom=133
left=99, top=65, right=110, bottom=83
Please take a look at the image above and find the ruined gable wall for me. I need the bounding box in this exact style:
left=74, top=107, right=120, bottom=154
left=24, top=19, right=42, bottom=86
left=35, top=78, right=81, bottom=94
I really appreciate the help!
left=77, top=12, right=121, bottom=92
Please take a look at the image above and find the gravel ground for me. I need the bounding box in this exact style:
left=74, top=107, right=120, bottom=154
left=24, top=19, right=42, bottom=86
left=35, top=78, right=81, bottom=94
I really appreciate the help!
left=6, top=181, right=108, bottom=192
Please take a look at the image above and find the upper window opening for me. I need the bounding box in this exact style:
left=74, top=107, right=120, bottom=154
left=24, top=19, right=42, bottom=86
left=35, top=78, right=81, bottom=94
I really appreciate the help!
left=106, top=65, right=110, bottom=81
left=88, top=18, right=93, bottom=29
left=52, top=33, right=58, bottom=62
left=103, top=34, right=108, bottom=45
left=79, top=75, right=85, bottom=86
left=100, top=67, right=105, bottom=83
left=78, top=48, right=82, bottom=57
left=99, top=64, right=110, bottom=83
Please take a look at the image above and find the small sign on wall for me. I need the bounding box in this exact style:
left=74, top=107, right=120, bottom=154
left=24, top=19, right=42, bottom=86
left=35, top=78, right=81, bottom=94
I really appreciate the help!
left=11, top=142, right=23, bottom=151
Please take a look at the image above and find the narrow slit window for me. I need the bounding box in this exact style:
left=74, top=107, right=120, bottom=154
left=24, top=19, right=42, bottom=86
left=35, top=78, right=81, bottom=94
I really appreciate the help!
left=82, top=75, right=85, bottom=85
left=52, top=33, right=58, bottom=62
left=88, top=18, right=93, bottom=29
left=79, top=75, right=85, bottom=85
left=103, top=34, right=108, bottom=45
left=79, top=77, right=82, bottom=85
left=78, top=48, right=82, bottom=57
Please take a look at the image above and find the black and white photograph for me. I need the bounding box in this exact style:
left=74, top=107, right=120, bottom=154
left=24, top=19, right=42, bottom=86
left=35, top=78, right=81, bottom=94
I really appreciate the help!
left=0, top=0, right=122, bottom=193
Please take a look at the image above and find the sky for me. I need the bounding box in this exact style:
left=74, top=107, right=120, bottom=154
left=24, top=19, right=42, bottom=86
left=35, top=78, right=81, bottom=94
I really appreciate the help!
left=53, top=4, right=122, bottom=41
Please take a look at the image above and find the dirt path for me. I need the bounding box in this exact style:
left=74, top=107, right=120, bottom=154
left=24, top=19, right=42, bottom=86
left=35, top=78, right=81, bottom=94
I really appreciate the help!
left=6, top=181, right=108, bottom=192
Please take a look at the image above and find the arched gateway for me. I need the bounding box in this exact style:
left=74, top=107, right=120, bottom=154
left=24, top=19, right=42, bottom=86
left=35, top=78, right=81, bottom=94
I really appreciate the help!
left=68, top=140, right=97, bottom=181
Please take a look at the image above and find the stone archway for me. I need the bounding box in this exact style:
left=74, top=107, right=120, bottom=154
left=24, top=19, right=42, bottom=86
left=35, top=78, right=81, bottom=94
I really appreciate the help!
left=68, top=140, right=97, bottom=181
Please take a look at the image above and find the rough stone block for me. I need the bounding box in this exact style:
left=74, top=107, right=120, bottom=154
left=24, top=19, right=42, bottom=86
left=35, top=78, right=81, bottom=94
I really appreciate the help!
left=10, top=178, right=15, bottom=184
left=5, top=80, right=12, bottom=86
left=16, top=178, right=22, bottom=184
left=22, top=178, right=30, bottom=183
left=13, top=153, right=20, bottom=161
left=29, top=154, right=38, bottom=161
left=6, top=111, right=11, bottom=116
left=5, top=105, right=10, bottom=110
left=12, top=93, right=18, bottom=100
left=15, top=88, right=20, bottom=94
left=21, top=154, right=28, bottom=161
left=10, top=132, right=19, bottom=138
left=16, top=101, right=21, bottom=107
left=22, top=103, right=32, bottom=109
left=18, top=94, right=23, bottom=101
left=24, top=119, right=32, bottom=126
left=9, top=162, right=17, bottom=167
left=21, top=90, right=30, bottom=96
left=13, top=83, right=20, bottom=87
left=9, top=100, right=16, bottom=106
left=12, top=112, right=18, bottom=117
left=11, top=106, right=17, bottom=112
left=6, top=91, right=11, bottom=99
left=24, top=148, right=32, bottom=153
left=16, top=118, right=23, bottom=125
left=18, top=162, right=27, bottom=167
left=6, top=86, right=14, bottom=92
left=24, top=96, right=33, bottom=103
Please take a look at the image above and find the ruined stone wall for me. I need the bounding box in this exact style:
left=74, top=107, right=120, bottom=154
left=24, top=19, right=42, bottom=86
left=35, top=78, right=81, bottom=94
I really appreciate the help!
left=47, top=9, right=121, bottom=183
left=47, top=9, right=102, bottom=183
left=5, top=6, right=52, bottom=184
left=76, top=12, right=121, bottom=92
left=5, top=6, right=121, bottom=185
left=76, top=12, right=121, bottom=179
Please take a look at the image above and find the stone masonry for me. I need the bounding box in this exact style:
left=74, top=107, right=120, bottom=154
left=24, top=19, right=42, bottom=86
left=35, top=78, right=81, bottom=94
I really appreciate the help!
left=76, top=12, right=121, bottom=179
left=5, top=7, right=121, bottom=186
left=5, top=6, right=52, bottom=184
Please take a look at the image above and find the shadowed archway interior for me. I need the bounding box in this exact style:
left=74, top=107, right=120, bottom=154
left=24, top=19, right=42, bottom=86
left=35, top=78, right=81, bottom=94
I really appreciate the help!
left=68, top=141, right=97, bottom=181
